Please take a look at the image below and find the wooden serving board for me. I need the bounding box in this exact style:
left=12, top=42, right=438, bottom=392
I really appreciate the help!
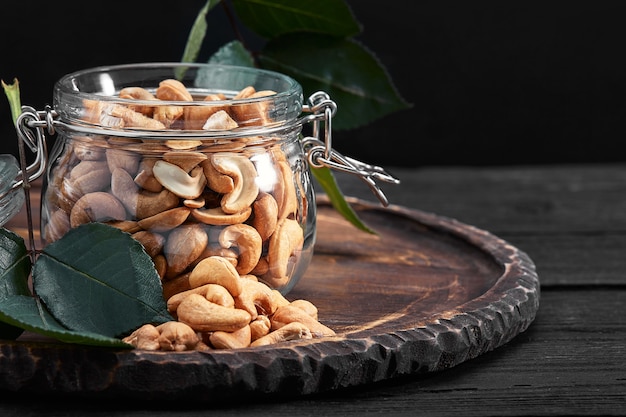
left=0, top=193, right=540, bottom=403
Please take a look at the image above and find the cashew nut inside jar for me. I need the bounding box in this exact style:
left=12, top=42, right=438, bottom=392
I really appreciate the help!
left=41, top=63, right=318, bottom=295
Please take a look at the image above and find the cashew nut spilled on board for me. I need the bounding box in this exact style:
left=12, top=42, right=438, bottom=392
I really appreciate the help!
left=129, top=256, right=336, bottom=350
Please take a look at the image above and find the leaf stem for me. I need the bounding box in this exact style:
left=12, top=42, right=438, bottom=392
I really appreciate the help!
left=15, top=117, right=38, bottom=266
left=2, top=79, right=38, bottom=264
left=221, top=1, right=253, bottom=60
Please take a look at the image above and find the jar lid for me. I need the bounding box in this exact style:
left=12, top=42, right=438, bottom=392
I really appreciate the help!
left=52, top=63, right=304, bottom=138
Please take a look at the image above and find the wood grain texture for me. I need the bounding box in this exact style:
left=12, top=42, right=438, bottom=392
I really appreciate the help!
left=0, top=192, right=539, bottom=403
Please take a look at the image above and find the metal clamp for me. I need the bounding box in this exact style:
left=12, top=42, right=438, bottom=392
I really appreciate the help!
left=302, top=92, right=400, bottom=207
left=12, top=105, right=52, bottom=190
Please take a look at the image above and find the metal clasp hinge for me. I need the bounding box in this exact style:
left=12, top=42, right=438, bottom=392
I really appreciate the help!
left=301, top=92, right=400, bottom=206
left=12, top=105, right=53, bottom=190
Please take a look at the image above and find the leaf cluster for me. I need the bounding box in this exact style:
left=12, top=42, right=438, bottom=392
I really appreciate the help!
left=184, top=0, right=408, bottom=232
left=184, top=0, right=411, bottom=131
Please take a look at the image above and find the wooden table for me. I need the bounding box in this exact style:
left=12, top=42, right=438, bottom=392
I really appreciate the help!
left=1, top=163, right=624, bottom=416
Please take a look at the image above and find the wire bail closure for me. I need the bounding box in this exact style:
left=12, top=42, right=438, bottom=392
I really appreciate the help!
left=12, top=105, right=51, bottom=190
left=302, top=92, right=400, bottom=207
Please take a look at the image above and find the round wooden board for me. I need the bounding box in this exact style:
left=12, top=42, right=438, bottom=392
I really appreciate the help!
left=0, top=196, right=540, bottom=402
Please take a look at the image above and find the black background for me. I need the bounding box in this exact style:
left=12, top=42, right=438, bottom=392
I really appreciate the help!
left=2, top=1, right=626, bottom=167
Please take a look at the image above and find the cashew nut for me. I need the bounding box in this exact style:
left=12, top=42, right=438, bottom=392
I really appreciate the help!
left=163, top=151, right=208, bottom=173
left=131, top=230, right=165, bottom=258
left=112, top=167, right=181, bottom=219
left=250, top=256, right=269, bottom=277
left=154, top=79, right=193, bottom=128
left=44, top=209, right=71, bottom=243
left=109, top=104, right=166, bottom=130
left=233, top=86, right=256, bottom=99
left=202, top=110, right=239, bottom=131
left=181, top=197, right=203, bottom=209
left=177, top=293, right=251, bottom=332
left=106, top=220, right=141, bottom=234
left=270, top=289, right=291, bottom=310
left=274, top=160, right=298, bottom=219
left=231, top=88, right=276, bottom=127
left=167, top=283, right=235, bottom=316
left=68, top=167, right=112, bottom=199
left=156, top=321, right=201, bottom=351
left=110, top=167, right=140, bottom=216
left=218, top=223, right=262, bottom=275
left=152, top=160, right=207, bottom=200
left=69, top=192, right=127, bottom=228
left=190, top=244, right=238, bottom=270
left=252, top=192, right=278, bottom=241
left=191, top=206, right=252, bottom=226
left=134, top=158, right=164, bottom=192
left=209, top=325, right=252, bottom=349
left=119, top=86, right=157, bottom=117
left=106, top=148, right=141, bottom=176
left=210, top=153, right=259, bottom=214
left=188, top=256, right=242, bottom=297
left=234, top=278, right=276, bottom=320
left=271, top=304, right=336, bottom=338
left=162, top=272, right=192, bottom=301
left=156, top=79, right=193, bottom=101
left=184, top=93, right=227, bottom=130
left=136, top=206, right=191, bottom=232
left=164, top=139, right=203, bottom=150
left=122, top=324, right=161, bottom=350
left=69, top=160, right=107, bottom=180
left=250, top=321, right=312, bottom=347
left=153, top=254, right=167, bottom=280
left=136, top=188, right=180, bottom=220
left=266, top=218, right=304, bottom=287
left=163, top=223, right=208, bottom=279
left=289, top=299, right=319, bottom=320
left=201, top=157, right=234, bottom=193
left=249, top=315, right=271, bottom=341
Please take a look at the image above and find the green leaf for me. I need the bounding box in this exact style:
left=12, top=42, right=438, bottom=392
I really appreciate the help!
left=0, top=228, right=127, bottom=346
left=0, top=228, right=31, bottom=339
left=311, top=166, right=375, bottom=234
left=177, top=0, right=222, bottom=80
left=33, top=223, right=172, bottom=338
left=207, top=40, right=256, bottom=67
left=181, top=0, right=221, bottom=64
left=231, top=0, right=361, bottom=39
left=2, top=78, right=22, bottom=124
left=258, top=33, right=411, bottom=130
left=0, top=294, right=131, bottom=348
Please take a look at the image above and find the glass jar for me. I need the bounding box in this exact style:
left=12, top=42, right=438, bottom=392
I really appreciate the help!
left=0, top=154, right=25, bottom=227
left=40, top=63, right=317, bottom=295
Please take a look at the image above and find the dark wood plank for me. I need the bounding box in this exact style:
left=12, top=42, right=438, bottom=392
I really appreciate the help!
left=501, top=233, right=626, bottom=286
left=333, top=164, right=626, bottom=234
left=0, top=289, right=622, bottom=416
left=332, top=164, right=626, bottom=287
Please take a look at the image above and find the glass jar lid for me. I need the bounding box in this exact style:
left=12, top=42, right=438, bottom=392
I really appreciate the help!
left=52, top=63, right=304, bottom=138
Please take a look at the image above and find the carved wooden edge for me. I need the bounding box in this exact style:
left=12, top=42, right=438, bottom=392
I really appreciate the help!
left=0, top=197, right=540, bottom=403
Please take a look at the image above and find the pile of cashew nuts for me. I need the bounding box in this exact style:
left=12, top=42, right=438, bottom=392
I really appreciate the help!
left=42, top=78, right=335, bottom=350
